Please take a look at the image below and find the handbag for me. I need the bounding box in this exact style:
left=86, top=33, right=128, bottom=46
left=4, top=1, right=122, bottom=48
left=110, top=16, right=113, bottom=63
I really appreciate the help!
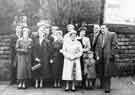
left=32, top=61, right=42, bottom=71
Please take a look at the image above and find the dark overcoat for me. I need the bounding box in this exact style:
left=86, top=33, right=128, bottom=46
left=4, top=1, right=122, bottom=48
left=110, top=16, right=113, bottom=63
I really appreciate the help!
left=94, top=31, right=118, bottom=77
left=32, top=36, right=42, bottom=79
left=40, top=36, right=54, bottom=80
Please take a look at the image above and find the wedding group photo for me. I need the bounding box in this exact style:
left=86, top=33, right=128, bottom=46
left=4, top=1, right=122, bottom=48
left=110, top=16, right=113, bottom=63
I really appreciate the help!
left=0, top=0, right=135, bottom=95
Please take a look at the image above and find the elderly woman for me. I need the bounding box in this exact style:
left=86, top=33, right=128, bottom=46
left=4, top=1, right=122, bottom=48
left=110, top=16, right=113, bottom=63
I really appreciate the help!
left=77, top=27, right=95, bottom=88
left=39, top=22, right=54, bottom=87
left=10, top=25, right=23, bottom=84
left=16, top=27, right=33, bottom=89
left=32, top=25, right=46, bottom=88
left=62, top=30, right=83, bottom=91
left=51, top=30, right=64, bottom=88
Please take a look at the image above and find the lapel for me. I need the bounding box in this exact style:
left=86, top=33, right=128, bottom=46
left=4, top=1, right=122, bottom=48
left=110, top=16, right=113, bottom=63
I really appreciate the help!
left=82, top=37, right=86, bottom=46
left=35, top=36, right=41, bottom=47
left=92, top=32, right=99, bottom=46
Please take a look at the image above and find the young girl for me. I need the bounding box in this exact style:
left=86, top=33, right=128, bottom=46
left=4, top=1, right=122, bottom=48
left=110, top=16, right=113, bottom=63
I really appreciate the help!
left=84, top=51, right=96, bottom=89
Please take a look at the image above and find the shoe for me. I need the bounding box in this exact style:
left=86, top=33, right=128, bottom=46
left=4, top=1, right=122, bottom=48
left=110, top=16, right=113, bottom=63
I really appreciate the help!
left=71, top=87, right=76, bottom=92
left=35, top=83, right=39, bottom=88
left=17, top=83, right=22, bottom=89
left=71, top=88, right=76, bottom=92
left=39, top=83, right=43, bottom=88
left=22, top=83, right=26, bottom=89
left=57, top=82, right=61, bottom=88
left=39, top=80, right=43, bottom=88
left=54, top=83, right=57, bottom=88
left=65, top=87, right=69, bottom=91
left=105, top=90, right=110, bottom=93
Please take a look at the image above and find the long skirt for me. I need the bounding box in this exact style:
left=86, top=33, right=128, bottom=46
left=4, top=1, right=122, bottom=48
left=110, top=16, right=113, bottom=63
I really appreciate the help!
left=17, top=54, right=31, bottom=80
left=62, top=58, right=82, bottom=81
left=51, top=52, right=63, bottom=80
left=41, top=55, right=52, bottom=80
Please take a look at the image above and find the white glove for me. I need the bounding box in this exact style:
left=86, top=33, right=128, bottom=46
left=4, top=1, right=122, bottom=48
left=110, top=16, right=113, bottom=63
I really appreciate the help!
left=97, top=56, right=100, bottom=60
left=35, top=58, right=40, bottom=62
left=59, top=49, right=63, bottom=53
left=50, top=59, right=53, bottom=64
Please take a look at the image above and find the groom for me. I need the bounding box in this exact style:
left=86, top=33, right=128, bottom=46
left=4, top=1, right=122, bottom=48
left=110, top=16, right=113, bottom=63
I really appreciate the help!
left=93, top=25, right=119, bottom=93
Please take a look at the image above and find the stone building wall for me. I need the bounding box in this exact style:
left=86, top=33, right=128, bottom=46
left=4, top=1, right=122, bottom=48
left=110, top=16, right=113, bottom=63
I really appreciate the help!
left=109, top=25, right=135, bottom=76
left=0, top=35, right=12, bottom=80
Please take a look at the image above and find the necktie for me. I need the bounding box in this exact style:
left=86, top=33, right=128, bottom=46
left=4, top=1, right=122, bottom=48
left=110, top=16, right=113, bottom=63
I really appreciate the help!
left=101, top=32, right=104, bottom=48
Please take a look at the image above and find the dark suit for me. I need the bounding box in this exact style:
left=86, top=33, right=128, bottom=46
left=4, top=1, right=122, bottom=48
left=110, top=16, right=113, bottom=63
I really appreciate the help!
left=93, top=31, right=118, bottom=92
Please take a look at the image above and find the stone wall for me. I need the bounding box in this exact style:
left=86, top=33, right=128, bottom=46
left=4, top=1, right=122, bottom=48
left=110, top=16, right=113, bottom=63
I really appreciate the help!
left=108, top=25, right=135, bottom=76
left=0, top=35, right=12, bottom=80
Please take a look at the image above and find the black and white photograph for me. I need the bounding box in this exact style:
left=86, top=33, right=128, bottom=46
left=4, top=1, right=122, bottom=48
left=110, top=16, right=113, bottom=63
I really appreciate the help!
left=0, top=0, right=134, bottom=95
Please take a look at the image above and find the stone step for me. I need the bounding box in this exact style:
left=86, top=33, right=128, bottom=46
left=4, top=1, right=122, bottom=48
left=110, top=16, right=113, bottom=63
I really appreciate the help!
left=0, top=39, right=11, bottom=43
left=0, top=55, right=10, bottom=59
left=118, top=42, right=135, bottom=45
left=0, top=42, right=10, bottom=46
left=0, top=34, right=13, bottom=39
left=120, top=46, right=135, bottom=49
left=0, top=47, right=10, bottom=51
left=0, top=51, right=11, bottom=55
left=119, top=50, right=135, bottom=54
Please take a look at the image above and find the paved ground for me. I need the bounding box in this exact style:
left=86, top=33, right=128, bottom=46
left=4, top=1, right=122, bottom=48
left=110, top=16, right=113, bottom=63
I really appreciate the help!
left=0, top=77, right=135, bottom=95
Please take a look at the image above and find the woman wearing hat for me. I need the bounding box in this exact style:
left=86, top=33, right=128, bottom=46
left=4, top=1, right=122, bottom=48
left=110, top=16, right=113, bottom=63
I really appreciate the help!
left=32, top=25, right=46, bottom=88
left=77, top=27, right=96, bottom=88
left=77, top=27, right=96, bottom=89
left=10, top=25, right=23, bottom=85
left=16, top=27, right=33, bottom=89
left=39, top=23, right=54, bottom=86
left=61, top=30, right=83, bottom=91
left=51, top=30, right=64, bottom=88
